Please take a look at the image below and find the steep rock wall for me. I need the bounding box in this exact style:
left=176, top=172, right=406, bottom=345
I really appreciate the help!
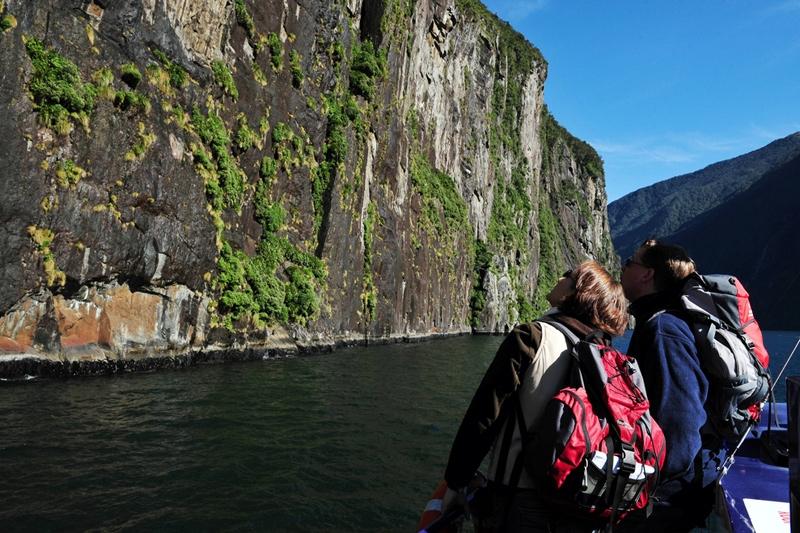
left=0, top=0, right=615, bottom=376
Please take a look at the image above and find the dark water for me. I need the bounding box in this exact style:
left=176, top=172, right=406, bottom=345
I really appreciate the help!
left=1, top=331, right=798, bottom=531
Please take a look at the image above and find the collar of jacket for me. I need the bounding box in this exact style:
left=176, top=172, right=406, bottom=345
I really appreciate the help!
left=546, top=311, right=596, bottom=339
left=628, top=291, right=682, bottom=323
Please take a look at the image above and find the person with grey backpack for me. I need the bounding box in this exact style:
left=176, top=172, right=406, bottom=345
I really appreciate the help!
left=617, top=239, right=770, bottom=532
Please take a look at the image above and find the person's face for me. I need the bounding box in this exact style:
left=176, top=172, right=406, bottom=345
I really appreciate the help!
left=547, top=270, right=576, bottom=308
left=620, top=248, right=655, bottom=302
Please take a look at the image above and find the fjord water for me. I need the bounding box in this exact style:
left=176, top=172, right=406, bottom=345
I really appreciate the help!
left=1, top=331, right=798, bottom=531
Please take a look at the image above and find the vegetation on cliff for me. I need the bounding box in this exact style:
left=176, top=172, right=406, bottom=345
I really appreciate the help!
left=54, top=159, right=87, bottom=188
left=0, top=14, right=15, bottom=32
left=349, top=41, right=386, bottom=101
left=362, top=201, right=380, bottom=322
left=151, top=48, right=188, bottom=90
left=468, top=3, right=543, bottom=322
left=411, top=155, right=470, bottom=241
left=4, top=0, right=615, bottom=355
left=532, top=198, right=562, bottom=312
left=541, top=106, right=604, bottom=179
left=190, top=104, right=247, bottom=211
left=24, top=36, right=95, bottom=135
left=212, top=60, right=239, bottom=100
left=27, top=226, right=65, bottom=287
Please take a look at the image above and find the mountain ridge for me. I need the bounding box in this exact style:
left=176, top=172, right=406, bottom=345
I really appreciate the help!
left=609, top=132, right=800, bottom=261
left=664, top=152, right=800, bottom=329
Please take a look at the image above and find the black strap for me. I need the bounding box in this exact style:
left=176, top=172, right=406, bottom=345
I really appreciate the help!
left=495, top=324, right=540, bottom=488
left=506, top=393, right=529, bottom=489
left=604, top=436, right=617, bottom=506
left=494, top=402, right=518, bottom=487
left=608, top=442, right=636, bottom=529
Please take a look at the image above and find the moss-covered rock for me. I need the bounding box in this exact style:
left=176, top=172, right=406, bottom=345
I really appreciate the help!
left=24, top=36, right=95, bottom=135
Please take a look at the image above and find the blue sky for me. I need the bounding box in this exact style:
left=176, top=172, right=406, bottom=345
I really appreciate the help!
left=481, top=1, right=800, bottom=201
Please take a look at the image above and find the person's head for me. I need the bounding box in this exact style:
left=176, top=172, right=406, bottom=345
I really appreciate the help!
left=547, top=260, right=628, bottom=336
left=620, top=239, right=696, bottom=302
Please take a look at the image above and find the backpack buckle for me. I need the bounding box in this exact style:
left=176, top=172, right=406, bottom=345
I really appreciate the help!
left=619, top=444, right=636, bottom=476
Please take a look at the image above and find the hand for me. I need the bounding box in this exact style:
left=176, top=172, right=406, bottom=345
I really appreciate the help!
left=441, top=487, right=466, bottom=516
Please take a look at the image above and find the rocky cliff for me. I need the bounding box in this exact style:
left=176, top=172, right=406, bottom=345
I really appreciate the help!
left=0, top=0, right=615, bottom=377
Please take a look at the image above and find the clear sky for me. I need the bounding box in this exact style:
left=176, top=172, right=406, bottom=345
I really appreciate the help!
left=480, top=1, right=800, bottom=201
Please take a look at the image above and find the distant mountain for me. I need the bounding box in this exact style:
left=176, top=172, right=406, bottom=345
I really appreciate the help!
left=664, top=153, right=800, bottom=330
left=609, top=132, right=800, bottom=262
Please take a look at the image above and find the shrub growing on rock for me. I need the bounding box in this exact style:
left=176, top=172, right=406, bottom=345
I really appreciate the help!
left=24, top=36, right=96, bottom=135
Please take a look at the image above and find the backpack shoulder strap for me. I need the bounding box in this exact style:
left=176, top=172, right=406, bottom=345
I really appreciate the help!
left=537, top=316, right=581, bottom=346
left=503, top=318, right=580, bottom=489
left=540, top=316, right=614, bottom=354
left=493, top=321, right=544, bottom=487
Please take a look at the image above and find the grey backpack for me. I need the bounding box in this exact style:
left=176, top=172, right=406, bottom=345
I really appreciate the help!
left=674, top=273, right=771, bottom=442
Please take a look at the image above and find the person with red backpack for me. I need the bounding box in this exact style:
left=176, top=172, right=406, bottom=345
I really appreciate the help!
left=618, top=240, right=726, bottom=532
left=440, top=260, right=633, bottom=531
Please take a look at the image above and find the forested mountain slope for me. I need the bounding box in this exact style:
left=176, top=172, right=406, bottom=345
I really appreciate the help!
left=665, top=153, right=800, bottom=330
left=609, top=132, right=800, bottom=261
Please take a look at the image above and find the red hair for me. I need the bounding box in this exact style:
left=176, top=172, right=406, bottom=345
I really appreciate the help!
left=560, top=260, right=628, bottom=336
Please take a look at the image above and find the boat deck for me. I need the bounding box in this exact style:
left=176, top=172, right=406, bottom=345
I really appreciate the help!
left=721, top=403, right=789, bottom=533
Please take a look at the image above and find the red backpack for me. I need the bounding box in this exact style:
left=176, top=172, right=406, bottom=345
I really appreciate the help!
left=514, top=319, right=666, bottom=525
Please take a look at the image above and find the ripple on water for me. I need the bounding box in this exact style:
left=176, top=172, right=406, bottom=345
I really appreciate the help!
left=0, top=335, right=529, bottom=530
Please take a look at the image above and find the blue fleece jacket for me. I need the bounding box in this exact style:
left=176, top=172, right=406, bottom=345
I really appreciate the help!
left=627, top=292, right=717, bottom=491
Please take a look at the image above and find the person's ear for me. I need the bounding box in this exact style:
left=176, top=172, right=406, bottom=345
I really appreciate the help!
left=639, top=266, right=656, bottom=292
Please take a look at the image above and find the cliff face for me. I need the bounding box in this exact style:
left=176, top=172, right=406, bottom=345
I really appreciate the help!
left=0, top=0, right=614, bottom=375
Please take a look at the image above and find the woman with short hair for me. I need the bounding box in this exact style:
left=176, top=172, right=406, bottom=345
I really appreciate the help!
left=442, top=260, right=628, bottom=532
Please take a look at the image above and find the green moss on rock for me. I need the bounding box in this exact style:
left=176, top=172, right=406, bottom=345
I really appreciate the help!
left=253, top=62, right=267, bottom=86
left=125, top=122, right=156, bottom=160
left=212, top=60, right=239, bottom=100
left=113, top=90, right=151, bottom=113
left=27, top=225, right=66, bottom=287
left=410, top=155, right=469, bottom=239
left=191, top=106, right=246, bottom=210
left=361, top=201, right=379, bottom=323
left=152, top=48, right=187, bottom=89
left=91, top=67, right=115, bottom=100
left=24, top=36, right=96, bottom=135
left=234, top=113, right=257, bottom=152
left=1, top=14, right=16, bottom=32
left=260, top=156, right=277, bottom=181
left=55, top=159, right=87, bottom=188
left=267, top=32, right=282, bottom=71
left=349, top=40, right=385, bottom=101
left=234, top=0, right=256, bottom=44
left=541, top=106, right=604, bottom=178
left=213, top=192, right=327, bottom=329
left=559, top=180, right=591, bottom=221
left=289, top=50, right=303, bottom=88
left=533, top=198, right=563, bottom=314
left=469, top=239, right=491, bottom=327
left=284, top=265, right=320, bottom=325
